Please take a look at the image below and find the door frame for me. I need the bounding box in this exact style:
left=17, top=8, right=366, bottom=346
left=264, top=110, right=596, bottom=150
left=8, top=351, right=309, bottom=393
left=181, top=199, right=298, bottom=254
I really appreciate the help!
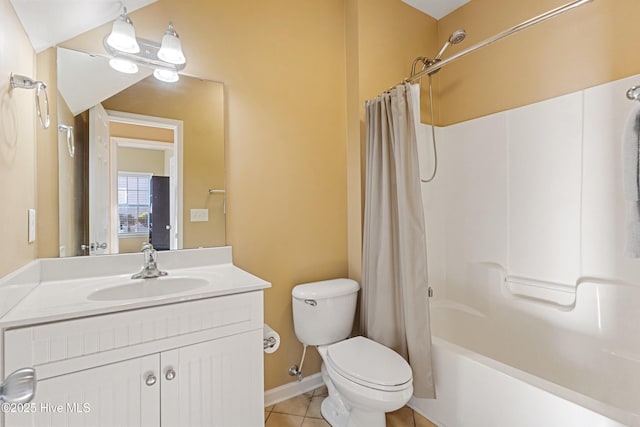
left=89, top=104, right=111, bottom=256
left=106, top=110, right=184, bottom=251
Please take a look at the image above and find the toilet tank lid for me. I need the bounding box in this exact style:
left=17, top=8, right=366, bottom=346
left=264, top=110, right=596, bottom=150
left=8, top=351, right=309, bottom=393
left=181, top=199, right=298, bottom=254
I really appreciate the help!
left=292, top=279, right=360, bottom=299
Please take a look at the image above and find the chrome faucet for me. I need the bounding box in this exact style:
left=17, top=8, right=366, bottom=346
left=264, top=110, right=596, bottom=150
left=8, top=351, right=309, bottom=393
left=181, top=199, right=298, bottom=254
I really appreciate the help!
left=132, top=243, right=168, bottom=279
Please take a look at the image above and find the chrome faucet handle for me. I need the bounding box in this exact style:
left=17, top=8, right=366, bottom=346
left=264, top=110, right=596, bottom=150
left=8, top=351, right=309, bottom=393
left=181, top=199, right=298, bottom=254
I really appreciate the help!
left=141, top=243, right=157, bottom=265
left=132, top=243, right=167, bottom=279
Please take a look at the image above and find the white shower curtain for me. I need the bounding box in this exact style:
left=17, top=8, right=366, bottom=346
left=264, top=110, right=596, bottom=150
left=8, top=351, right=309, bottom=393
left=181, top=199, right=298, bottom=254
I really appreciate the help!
left=362, top=83, right=435, bottom=398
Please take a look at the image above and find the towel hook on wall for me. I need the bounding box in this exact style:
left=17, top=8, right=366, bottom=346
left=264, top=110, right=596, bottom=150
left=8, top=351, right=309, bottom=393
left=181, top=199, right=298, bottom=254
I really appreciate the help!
left=58, top=124, right=75, bottom=158
left=9, top=73, right=50, bottom=129
left=626, top=86, right=640, bottom=101
left=208, top=189, right=226, bottom=214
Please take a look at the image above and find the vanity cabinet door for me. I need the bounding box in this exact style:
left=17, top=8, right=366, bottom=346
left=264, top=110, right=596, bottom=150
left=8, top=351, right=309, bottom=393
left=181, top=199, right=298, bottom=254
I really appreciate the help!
left=5, top=355, right=159, bottom=427
left=160, top=329, right=264, bottom=427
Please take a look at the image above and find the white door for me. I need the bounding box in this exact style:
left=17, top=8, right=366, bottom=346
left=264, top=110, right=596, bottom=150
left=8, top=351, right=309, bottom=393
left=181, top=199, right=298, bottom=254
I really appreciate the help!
left=89, top=104, right=111, bottom=255
left=160, top=330, right=264, bottom=427
left=5, top=355, right=159, bottom=427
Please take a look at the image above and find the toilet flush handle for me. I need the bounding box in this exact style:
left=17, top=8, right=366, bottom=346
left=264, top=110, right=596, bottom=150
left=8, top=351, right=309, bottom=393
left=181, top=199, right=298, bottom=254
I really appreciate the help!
left=304, top=299, right=317, bottom=307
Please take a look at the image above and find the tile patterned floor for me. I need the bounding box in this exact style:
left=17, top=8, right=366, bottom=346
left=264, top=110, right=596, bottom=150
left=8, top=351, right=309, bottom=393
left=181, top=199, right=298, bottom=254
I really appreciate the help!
left=265, top=386, right=437, bottom=427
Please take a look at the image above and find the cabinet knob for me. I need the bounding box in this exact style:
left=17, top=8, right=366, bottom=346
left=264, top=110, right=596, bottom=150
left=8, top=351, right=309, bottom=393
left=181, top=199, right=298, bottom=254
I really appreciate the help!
left=145, top=374, right=157, bottom=386
left=165, top=368, right=176, bottom=381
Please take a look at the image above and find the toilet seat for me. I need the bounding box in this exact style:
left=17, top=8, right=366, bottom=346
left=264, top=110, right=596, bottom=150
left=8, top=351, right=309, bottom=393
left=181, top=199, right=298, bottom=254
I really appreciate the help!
left=326, top=336, right=412, bottom=392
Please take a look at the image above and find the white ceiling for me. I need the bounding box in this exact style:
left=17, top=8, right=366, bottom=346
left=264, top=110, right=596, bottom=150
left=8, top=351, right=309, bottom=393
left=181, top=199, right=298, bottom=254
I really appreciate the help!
left=9, top=0, right=157, bottom=53
left=402, top=0, right=471, bottom=19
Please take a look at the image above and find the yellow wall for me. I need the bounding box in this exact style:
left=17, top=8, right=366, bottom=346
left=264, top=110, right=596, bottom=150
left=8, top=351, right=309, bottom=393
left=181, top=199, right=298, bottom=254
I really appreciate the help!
left=214, top=1, right=349, bottom=390
left=36, top=48, right=59, bottom=258
left=117, top=147, right=166, bottom=176
left=0, top=0, right=36, bottom=276
left=110, top=122, right=174, bottom=142
left=354, top=0, right=438, bottom=122
left=436, top=0, right=640, bottom=125
left=119, top=236, right=148, bottom=254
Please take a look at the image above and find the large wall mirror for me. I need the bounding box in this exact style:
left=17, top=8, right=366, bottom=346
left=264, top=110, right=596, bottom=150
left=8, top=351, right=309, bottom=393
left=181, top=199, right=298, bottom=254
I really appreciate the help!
left=57, top=47, right=225, bottom=257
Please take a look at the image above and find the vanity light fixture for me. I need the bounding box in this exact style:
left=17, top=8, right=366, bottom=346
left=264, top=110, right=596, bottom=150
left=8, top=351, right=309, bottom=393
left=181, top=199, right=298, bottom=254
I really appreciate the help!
left=106, top=7, right=140, bottom=54
left=153, top=68, right=179, bottom=83
left=104, top=7, right=186, bottom=83
left=109, top=57, right=139, bottom=74
left=157, top=23, right=186, bottom=65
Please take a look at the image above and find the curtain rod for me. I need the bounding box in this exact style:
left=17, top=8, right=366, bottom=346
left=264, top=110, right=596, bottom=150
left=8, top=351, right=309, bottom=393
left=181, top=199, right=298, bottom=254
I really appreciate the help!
left=401, top=0, right=593, bottom=85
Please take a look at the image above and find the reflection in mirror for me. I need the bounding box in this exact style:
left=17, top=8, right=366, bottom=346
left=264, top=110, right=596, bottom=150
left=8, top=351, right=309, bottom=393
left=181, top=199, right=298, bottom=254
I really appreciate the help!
left=57, top=47, right=225, bottom=257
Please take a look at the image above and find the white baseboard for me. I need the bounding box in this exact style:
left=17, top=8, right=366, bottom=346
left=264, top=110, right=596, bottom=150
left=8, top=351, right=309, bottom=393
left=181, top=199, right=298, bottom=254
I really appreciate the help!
left=264, top=373, right=324, bottom=407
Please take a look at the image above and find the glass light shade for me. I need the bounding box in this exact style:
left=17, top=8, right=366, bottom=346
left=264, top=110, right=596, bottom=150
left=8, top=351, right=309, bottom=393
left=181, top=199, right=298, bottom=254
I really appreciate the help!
left=109, top=58, right=139, bottom=74
left=153, top=68, right=179, bottom=83
left=107, top=16, right=140, bottom=53
left=157, top=26, right=186, bottom=65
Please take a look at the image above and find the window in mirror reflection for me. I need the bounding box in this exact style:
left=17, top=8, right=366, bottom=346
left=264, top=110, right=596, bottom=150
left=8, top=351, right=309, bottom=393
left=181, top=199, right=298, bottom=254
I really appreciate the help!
left=118, top=172, right=151, bottom=236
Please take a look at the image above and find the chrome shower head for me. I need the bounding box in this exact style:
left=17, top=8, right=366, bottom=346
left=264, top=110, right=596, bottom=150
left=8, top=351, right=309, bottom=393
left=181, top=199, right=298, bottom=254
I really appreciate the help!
left=434, top=28, right=466, bottom=61
left=449, top=29, right=467, bottom=44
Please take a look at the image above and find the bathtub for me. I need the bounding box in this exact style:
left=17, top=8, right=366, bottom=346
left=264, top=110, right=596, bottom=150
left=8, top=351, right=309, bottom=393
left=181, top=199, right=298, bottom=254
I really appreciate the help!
left=409, top=267, right=640, bottom=427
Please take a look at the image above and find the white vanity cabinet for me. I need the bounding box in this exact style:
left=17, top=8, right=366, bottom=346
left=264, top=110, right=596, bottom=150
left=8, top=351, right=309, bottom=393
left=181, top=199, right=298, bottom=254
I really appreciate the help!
left=7, top=354, right=160, bottom=426
left=2, top=291, right=265, bottom=427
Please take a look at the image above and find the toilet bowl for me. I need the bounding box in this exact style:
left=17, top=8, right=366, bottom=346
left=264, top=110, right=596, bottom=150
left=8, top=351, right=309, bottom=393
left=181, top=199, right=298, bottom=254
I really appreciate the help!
left=291, top=279, right=414, bottom=427
left=317, top=337, right=413, bottom=427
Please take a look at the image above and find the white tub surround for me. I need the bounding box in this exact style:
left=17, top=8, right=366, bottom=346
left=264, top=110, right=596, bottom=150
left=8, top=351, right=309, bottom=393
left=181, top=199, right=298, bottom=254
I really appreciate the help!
left=0, top=247, right=270, bottom=427
left=421, top=74, right=640, bottom=298
left=411, top=269, right=640, bottom=426
left=418, top=74, right=640, bottom=427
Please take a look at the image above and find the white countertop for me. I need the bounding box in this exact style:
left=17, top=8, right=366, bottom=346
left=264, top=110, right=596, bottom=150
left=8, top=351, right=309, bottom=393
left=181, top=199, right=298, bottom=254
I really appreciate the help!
left=0, top=247, right=271, bottom=328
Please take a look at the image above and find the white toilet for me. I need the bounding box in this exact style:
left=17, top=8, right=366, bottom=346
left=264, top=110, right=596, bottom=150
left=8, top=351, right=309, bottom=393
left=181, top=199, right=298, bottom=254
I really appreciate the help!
left=292, top=279, right=413, bottom=427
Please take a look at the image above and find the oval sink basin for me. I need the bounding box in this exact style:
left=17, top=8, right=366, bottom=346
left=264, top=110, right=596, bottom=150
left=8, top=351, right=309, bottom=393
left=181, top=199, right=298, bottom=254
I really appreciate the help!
left=87, top=277, right=209, bottom=301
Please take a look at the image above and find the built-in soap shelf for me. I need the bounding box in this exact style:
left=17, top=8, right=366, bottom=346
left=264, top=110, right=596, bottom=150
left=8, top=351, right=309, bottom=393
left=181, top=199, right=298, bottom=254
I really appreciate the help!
left=503, top=275, right=576, bottom=309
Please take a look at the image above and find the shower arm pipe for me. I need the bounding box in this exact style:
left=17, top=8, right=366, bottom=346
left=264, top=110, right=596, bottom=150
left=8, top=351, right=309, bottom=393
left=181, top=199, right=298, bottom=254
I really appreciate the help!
left=404, top=0, right=593, bottom=84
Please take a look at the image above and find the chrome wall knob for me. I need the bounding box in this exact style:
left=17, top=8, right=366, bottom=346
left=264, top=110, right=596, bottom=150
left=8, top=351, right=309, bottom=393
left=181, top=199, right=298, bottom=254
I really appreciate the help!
left=165, top=369, right=176, bottom=381
left=145, top=374, right=157, bottom=386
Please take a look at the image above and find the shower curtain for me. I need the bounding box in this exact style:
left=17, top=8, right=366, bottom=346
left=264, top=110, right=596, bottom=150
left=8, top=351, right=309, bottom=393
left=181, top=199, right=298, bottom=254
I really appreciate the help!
left=362, top=83, right=435, bottom=398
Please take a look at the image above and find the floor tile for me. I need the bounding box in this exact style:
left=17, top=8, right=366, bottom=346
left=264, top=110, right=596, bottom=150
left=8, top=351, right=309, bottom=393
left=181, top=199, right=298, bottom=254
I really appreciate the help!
left=265, top=386, right=439, bottom=427
left=386, top=405, right=416, bottom=427
left=265, top=412, right=304, bottom=427
left=272, top=394, right=313, bottom=417
left=305, top=396, right=324, bottom=419
left=414, top=411, right=438, bottom=427
left=301, top=417, right=331, bottom=427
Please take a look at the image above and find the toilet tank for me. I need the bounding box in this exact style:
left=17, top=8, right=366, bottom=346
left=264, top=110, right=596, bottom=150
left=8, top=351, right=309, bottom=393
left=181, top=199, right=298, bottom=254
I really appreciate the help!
left=292, top=279, right=360, bottom=346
